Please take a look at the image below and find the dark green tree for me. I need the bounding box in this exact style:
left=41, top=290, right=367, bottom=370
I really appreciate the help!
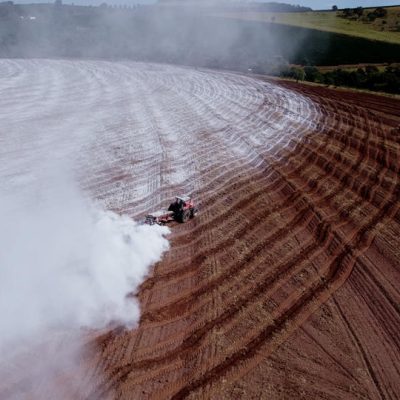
left=291, top=67, right=305, bottom=82
left=354, top=7, right=364, bottom=18
left=342, top=8, right=352, bottom=18
left=374, top=7, right=387, bottom=18
left=304, top=66, right=319, bottom=82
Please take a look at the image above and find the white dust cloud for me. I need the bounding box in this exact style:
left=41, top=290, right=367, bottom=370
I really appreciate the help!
left=0, top=172, right=169, bottom=358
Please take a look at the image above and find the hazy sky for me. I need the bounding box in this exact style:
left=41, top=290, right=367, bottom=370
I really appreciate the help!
left=13, top=0, right=400, bottom=10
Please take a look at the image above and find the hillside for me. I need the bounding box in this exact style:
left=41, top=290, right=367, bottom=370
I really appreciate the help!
left=158, top=1, right=312, bottom=12
left=216, top=6, right=400, bottom=44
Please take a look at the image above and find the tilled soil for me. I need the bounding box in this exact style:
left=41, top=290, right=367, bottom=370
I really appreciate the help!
left=0, top=61, right=399, bottom=399
left=87, top=82, right=400, bottom=400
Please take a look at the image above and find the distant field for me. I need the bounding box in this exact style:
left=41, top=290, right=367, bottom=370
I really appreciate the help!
left=217, top=7, right=400, bottom=44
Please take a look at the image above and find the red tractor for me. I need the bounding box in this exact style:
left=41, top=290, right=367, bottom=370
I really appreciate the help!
left=145, top=195, right=198, bottom=225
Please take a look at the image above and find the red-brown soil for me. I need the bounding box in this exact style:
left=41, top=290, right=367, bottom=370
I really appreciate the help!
left=0, top=62, right=399, bottom=400
left=85, top=83, right=400, bottom=399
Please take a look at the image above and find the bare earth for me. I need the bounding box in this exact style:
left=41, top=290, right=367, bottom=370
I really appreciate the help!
left=0, top=61, right=399, bottom=399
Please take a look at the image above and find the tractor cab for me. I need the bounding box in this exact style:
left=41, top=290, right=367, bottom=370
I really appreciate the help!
left=169, top=195, right=191, bottom=211
left=168, top=195, right=197, bottom=223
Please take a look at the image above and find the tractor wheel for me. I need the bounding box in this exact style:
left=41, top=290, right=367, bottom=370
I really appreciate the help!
left=181, top=210, right=190, bottom=223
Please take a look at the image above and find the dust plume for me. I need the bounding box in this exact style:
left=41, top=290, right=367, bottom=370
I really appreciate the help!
left=0, top=166, right=170, bottom=361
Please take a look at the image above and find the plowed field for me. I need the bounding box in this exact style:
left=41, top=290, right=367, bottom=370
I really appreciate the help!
left=0, top=60, right=399, bottom=399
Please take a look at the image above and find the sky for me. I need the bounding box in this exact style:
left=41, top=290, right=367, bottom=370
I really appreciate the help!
left=12, top=0, right=400, bottom=10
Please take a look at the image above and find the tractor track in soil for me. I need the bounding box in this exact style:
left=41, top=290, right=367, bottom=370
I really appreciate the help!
left=0, top=60, right=399, bottom=399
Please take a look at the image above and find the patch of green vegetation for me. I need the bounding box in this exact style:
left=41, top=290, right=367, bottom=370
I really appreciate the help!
left=280, top=64, right=400, bottom=94
left=317, top=64, right=389, bottom=73
left=217, top=6, right=400, bottom=44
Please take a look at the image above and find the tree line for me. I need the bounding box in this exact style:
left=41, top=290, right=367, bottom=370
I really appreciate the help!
left=280, top=65, right=400, bottom=94
left=339, top=6, right=388, bottom=22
